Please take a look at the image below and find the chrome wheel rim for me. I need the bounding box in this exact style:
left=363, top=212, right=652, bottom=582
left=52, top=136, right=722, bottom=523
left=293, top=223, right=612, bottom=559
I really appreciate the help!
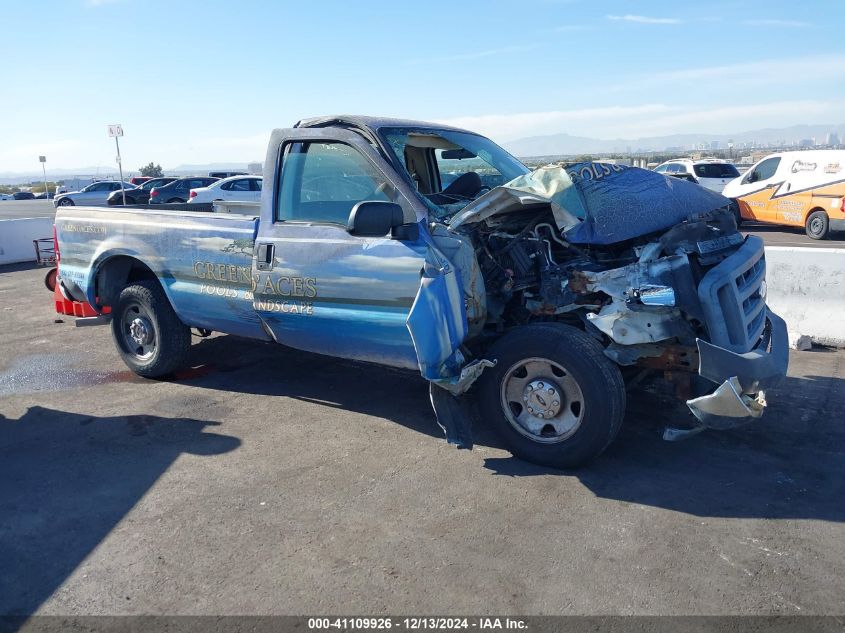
left=121, top=302, right=156, bottom=360
left=499, top=357, right=585, bottom=444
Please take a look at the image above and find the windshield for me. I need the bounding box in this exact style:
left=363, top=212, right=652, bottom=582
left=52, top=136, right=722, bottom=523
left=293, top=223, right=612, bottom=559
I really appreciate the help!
left=378, top=127, right=529, bottom=218
left=694, top=163, right=740, bottom=179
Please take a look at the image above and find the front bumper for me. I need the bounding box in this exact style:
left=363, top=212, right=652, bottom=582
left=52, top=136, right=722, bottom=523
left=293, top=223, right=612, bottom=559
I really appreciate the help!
left=685, top=309, right=788, bottom=430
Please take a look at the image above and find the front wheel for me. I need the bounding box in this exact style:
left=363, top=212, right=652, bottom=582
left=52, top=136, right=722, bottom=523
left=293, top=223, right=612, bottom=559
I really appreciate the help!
left=111, top=280, right=191, bottom=377
left=58, top=198, right=74, bottom=206
left=477, top=323, right=626, bottom=469
left=805, top=209, right=829, bottom=240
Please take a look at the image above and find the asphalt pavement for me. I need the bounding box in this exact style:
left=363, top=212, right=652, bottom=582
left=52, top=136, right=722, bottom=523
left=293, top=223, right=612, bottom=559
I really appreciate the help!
left=1, top=263, right=843, bottom=616
left=0, top=199, right=55, bottom=220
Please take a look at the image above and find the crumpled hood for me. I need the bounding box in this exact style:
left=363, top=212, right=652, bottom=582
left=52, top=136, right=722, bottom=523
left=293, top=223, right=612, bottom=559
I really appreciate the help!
left=449, top=163, right=733, bottom=245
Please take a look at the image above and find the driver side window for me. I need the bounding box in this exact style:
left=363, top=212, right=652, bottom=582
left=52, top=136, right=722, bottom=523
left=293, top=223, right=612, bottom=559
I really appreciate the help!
left=277, top=141, right=390, bottom=224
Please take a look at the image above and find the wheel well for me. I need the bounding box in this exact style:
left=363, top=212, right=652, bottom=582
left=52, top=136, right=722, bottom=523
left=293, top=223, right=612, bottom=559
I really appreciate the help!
left=95, top=256, right=159, bottom=307
left=806, top=207, right=828, bottom=222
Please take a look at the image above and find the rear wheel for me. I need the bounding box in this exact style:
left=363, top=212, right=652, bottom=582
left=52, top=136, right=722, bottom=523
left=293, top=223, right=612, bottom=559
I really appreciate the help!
left=805, top=209, right=829, bottom=240
left=111, top=280, right=191, bottom=377
left=477, top=323, right=626, bottom=469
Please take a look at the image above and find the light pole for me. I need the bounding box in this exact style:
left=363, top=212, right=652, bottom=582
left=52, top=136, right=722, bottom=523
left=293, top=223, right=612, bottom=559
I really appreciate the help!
left=108, top=124, right=127, bottom=205
left=38, top=155, right=48, bottom=198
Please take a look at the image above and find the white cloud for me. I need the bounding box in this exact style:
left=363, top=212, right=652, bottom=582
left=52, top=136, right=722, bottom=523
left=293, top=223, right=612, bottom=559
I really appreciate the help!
left=607, top=14, right=681, bottom=25
left=743, top=19, right=812, bottom=27
left=436, top=101, right=840, bottom=143
left=437, top=105, right=673, bottom=142
left=638, top=54, right=845, bottom=87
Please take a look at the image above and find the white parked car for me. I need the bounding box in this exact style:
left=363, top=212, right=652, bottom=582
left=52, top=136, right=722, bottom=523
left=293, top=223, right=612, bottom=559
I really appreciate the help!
left=0, top=193, right=13, bottom=201
left=188, top=175, right=262, bottom=204
left=654, top=159, right=740, bottom=193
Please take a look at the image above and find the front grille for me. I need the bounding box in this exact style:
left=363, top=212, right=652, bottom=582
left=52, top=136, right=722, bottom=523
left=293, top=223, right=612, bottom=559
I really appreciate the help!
left=697, top=235, right=767, bottom=353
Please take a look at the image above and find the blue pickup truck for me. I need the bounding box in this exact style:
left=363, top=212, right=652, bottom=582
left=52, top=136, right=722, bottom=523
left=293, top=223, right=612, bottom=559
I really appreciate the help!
left=53, top=115, right=788, bottom=468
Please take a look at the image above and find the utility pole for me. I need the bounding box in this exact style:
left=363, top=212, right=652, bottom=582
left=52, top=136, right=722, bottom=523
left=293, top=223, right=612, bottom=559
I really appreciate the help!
left=39, top=156, right=48, bottom=198
left=108, top=124, right=127, bottom=205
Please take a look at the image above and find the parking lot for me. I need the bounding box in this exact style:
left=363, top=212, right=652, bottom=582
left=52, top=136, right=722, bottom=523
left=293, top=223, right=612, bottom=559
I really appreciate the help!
left=1, top=262, right=843, bottom=616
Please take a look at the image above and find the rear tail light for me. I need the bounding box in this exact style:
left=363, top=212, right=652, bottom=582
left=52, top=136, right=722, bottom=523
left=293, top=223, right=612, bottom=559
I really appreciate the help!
left=189, top=190, right=197, bottom=198
left=840, top=198, right=844, bottom=214
left=150, top=189, right=159, bottom=198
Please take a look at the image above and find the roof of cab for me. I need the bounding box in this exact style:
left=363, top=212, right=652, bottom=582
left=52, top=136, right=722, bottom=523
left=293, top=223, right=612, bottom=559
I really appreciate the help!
left=294, top=114, right=476, bottom=136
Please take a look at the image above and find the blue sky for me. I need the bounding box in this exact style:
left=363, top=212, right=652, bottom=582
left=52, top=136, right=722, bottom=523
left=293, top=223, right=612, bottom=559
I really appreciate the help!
left=1, top=0, right=843, bottom=172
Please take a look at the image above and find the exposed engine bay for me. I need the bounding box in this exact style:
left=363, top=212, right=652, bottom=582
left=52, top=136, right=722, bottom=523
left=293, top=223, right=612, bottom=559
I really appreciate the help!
left=421, top=160, right=787, bottom=441
left=454, top=203, right=742, bottom=351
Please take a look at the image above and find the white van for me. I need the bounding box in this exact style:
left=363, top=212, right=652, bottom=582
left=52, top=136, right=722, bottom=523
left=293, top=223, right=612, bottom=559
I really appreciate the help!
left=722, top=150, right=845, bottom=239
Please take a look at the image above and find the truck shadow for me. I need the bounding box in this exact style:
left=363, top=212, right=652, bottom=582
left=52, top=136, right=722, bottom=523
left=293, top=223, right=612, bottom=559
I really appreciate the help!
left=177, top=335, right=845, bottom=522
left=484, top=372, right=845, bottom=522
left=0, top=407, right=240, bottom=616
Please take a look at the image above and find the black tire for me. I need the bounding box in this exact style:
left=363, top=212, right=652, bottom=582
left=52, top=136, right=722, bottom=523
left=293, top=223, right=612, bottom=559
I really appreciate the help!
left=167, top=197, right=185, bottom=204
left=44, top=268, right=57, bottom=292
left=477, top=323, right=626, bottom=469
left=111, top=280, right=191, bottom=378
left=58, top=198, right=74, bottom=206
left=805, top=209, right=829, bottom=240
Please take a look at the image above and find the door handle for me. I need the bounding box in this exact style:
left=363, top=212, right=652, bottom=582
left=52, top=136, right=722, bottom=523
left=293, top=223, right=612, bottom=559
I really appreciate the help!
left=256, top=243, right=274, bottom=271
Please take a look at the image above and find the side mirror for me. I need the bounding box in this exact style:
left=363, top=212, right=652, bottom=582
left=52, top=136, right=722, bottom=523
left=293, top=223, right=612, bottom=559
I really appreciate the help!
left=347, top=201, right=404, bottom=237
left=746, top=172, right=758, bottom=183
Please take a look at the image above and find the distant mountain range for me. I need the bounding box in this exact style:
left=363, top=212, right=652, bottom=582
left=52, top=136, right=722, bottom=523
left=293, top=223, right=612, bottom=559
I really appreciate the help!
left=503, top=124, right=845, bottom=157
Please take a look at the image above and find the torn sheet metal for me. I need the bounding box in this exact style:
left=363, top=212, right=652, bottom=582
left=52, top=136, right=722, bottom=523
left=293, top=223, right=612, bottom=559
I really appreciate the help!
left=406, top=258, right=468, bottom=381
left=429, top=382, right=474, bottom=449
left=687, top=377, right=766, bottom=430
left=432, top=358, right=496, bottom=395
left=577, top=253, right=684, bottom=299
left=586, top=301, right=692, bottom=346
left=449, top=166, right=582, bottom=231
left=449, top=163, right=732, bottom=247
left=429, top=223, right=487, bottom=338
left=405, top=229, right=469, bottom=381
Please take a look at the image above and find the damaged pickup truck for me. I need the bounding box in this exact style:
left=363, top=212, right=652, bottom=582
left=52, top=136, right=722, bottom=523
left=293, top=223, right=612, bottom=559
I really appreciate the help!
left=53, top=116, right=788, bottom=468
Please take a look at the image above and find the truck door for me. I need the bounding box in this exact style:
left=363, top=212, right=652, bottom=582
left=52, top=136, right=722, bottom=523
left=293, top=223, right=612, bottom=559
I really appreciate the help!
left=252, top=128, right=467, bottom=375
left=733, top=156, right=782, bottom=222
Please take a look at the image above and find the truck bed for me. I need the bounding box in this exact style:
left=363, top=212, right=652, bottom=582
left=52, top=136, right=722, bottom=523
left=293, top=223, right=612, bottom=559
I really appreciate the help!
left=56, top=205, right=267, bottom=340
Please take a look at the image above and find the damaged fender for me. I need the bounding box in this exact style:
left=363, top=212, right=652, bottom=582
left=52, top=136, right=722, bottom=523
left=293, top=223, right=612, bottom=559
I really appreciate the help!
left=406, top=228, right=494, bottom=448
